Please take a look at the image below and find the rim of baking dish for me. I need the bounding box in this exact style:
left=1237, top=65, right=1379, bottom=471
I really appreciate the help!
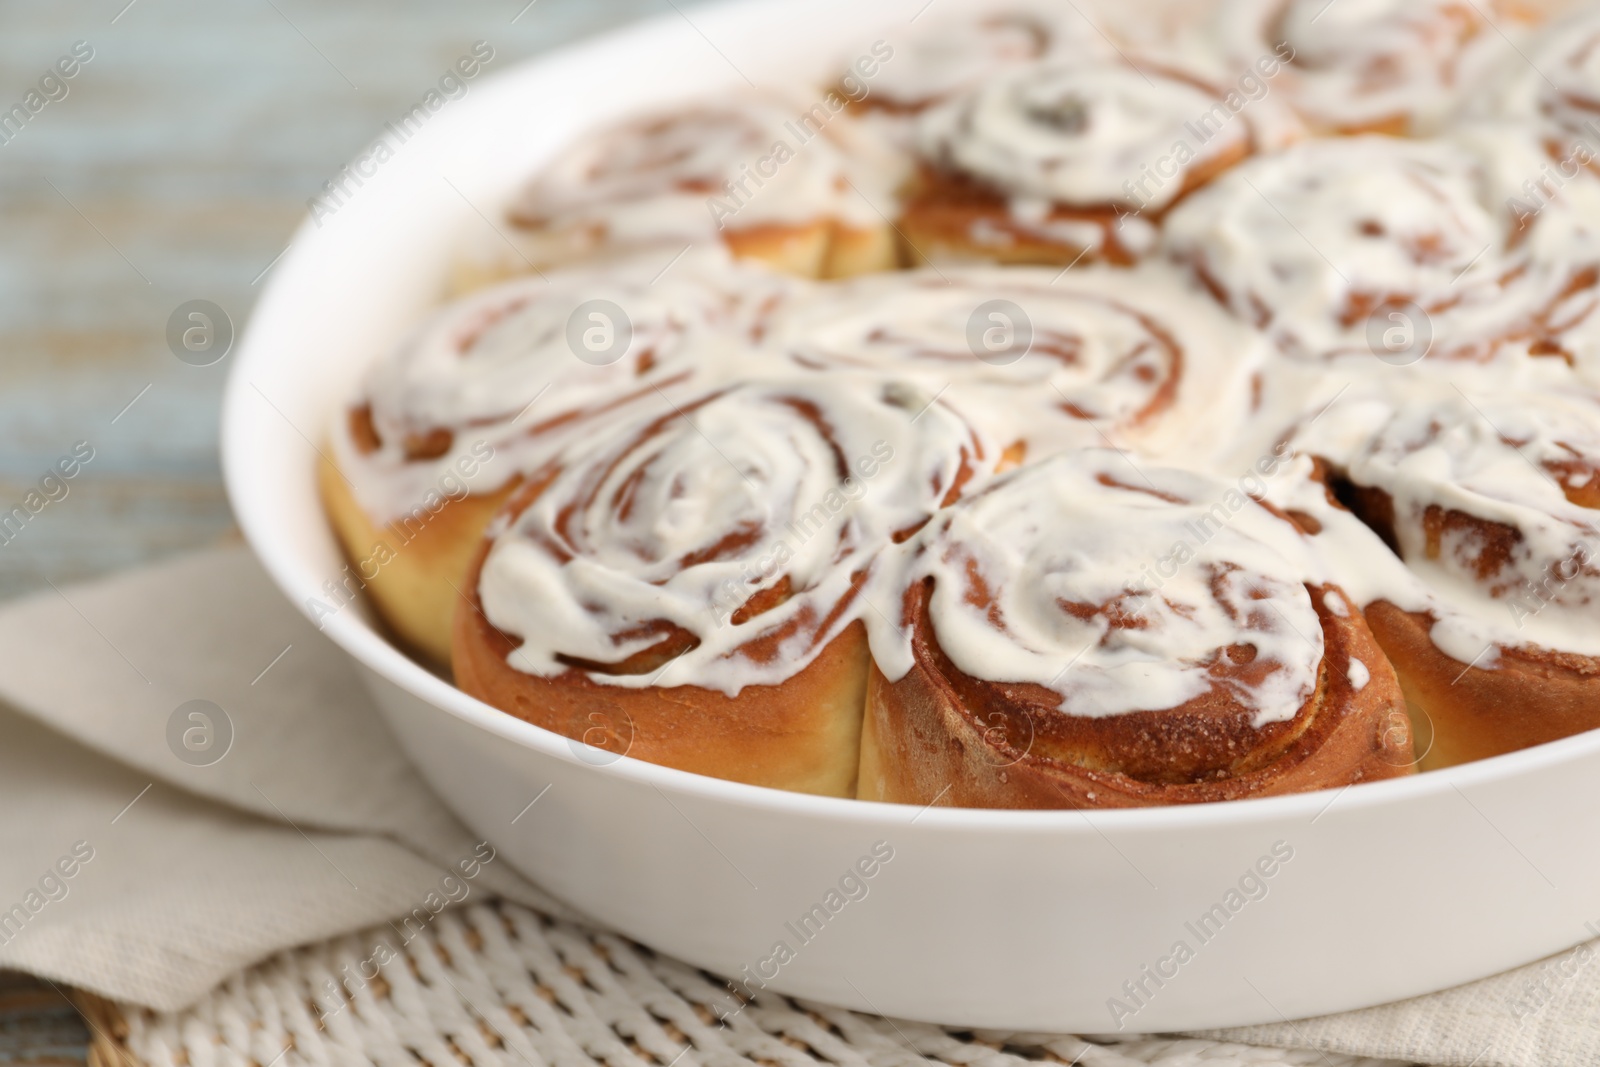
left=222, top=0, right=1600, bottom=832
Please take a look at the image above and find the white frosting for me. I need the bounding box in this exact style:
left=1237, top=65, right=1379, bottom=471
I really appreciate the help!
left=1215, top=0, right=1530, bottom=134
left=871, top=450, right=1327, bottom=724
left=1163, top=135, right=1547, bottom=363
left=1292, top=376, right=1600, bottom=662
left=1468, top=6, right=1600, bottom=151
left=1535, top=6, right=1600, bottom=142
left=507, top=90, right=903, bottom=246
left=918, top=59, right=1254, bottom=211
left=1457, top=16, right=1600, bottom=378
left=859, top=4, right=1112, bottom=112
left=764, top=262, right=1266, bottom=463
left=1347, top=658, right=1370, bottom=691
left=1534, top=255, right=1600, bottom=385
left=332, top=249, right=799, bottom=523
left=1448, top=120, right=1600, bottom=266
left=477, top=374, right=996, bottom=695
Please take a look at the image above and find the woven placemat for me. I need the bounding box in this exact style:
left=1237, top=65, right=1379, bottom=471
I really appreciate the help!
left=63, top=901, right=1418, bottom=1067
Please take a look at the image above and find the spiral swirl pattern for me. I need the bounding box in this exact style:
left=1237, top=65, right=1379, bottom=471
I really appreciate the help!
left=1217, top=0, right=1518, bottom=134
left=1164, top=136, right=1544, bottom=363
left=477, top=374, right=996, bottom=694
left=1504, top=9, right=1600, bottom=153
left=857, top=7, right=1108, bottom=113
left=1294, top=378, right=1600, bottom=664
left=918, top=59, right=1254, bottom=212
left=507, top=92, right=894, bottom=243
left=873, top=450, right=1327, bottom=724
left=335, top=251, right=797, bottom=522
left=766, top=264, right=1264, bottom=460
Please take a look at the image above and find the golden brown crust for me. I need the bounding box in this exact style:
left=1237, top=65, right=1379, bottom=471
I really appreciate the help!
left=722, top=221, right=835, bottom=278
left=898, top=137, right=1248, bottom=268
left=1312, top=114, right=1412, bottom=138
left=1261, top=0, right=1543, bottom=138
left=446, top=219, right=892, bottom=298
left=318, top=453, right=516, bottom=669
left=898, top=165, right=1137, bottom=268
left=823, top=222, right=904, bottom=278
left=1312, top=460, right=1600, bottom=767
left=860, top=581, right=1414, bottom=808
left=451, top=526, right=869, bottom=797
left=1365, top=601, right=1600, bottom=769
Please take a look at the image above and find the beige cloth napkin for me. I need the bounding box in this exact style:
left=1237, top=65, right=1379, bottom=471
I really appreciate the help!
left=0, top=546, right=576, bottom=1011
left=0, top=546, right=1593, bottom=1067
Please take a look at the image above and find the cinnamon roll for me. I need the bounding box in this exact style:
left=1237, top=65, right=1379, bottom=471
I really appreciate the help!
left=841, top=6, right=1106, bottom=118
left=453, top=92, right=905, bottom=292
left=1467, top=6, right=1600, bottom=155
left=901, top=57, right=1273, bottom=266
left=322, top=251, right=794, bottom=666
left=1287, top=376, right=1600, bottom=768
left=452, top=375, right=1000, bottom=796
left=1453, top=10, right=1600, bottom=363
left=1163, top=135, right=1552, bottom=364
left=859, top=450, right=1413, bottom=808
left=1214, top=0, right=1538, bottom=135
left=766, top=262, right=1265, bottom=463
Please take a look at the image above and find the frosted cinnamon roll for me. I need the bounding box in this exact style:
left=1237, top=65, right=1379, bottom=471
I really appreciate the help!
left=453, top=375, right=1000, bottom=797
left=859, top=450, right=1412, bottom=808
left=1164, top=136, right=1550, bottom=364
left=902, top=58, right=1269, bottom=266
left=767, top=262, right=1265, bottom=463
left=841, top=6, right=1106, bottom=117
left=1215, top=0, right=1537, bottom=135
left=452, top=92, right=904, bottom=292
left=1455, top=10, right=1600, bottom=319
left=1288, top=378, right=1600, bottom=768
left=1465, top=6, right=1600, bottom=154
left=322, top=251, right=795, bottom=666
left=1450, top=121, right=1600, bottom=373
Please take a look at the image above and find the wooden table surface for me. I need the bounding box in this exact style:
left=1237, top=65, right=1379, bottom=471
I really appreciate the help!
left=0, top=0, right=692, bottom=1051
left=0, top=0, right=684, bottom=603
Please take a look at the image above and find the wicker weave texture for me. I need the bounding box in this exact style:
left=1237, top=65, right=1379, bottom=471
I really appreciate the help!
left=98, top=903, right=1417, bottom=1067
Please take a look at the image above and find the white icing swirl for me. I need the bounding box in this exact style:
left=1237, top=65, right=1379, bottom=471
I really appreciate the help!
left=1468, top=6, right=1600, bottom=153
left=764, top=262, right=1266, bottom=462
left=918, top=59, right=1253, bottom=211
left=1216, top=0, right=1528, bottom=134
left=334, top=250, right=798, bottom=523
left=478, top=374, right=997, bottom=695
left=1453, top=18, right=1600, bottom=371
left=1529, top=7, right=1600, bottom=154
left=506, top=91, right=899, bottom=246
left=1293, top=378, right=1600, bottom=662
left=1163, top=135, right=1543, bottom=362
left=872, top=449, right=1327, bottom=724
left=859, top=6, right=1107, bottom=112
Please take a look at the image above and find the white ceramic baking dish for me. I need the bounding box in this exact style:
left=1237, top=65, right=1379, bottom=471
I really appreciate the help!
left=221, top=0, right=1600, bottom=1033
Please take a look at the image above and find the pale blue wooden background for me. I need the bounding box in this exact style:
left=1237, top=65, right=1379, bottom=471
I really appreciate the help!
left=0, top=0, right=689, bottom=603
